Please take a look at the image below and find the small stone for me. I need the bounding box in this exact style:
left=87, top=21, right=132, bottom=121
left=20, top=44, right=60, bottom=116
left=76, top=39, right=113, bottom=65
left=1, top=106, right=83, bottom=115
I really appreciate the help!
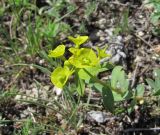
left=128, top=72, right=132, bottom=79
left=29, top=65, right=34, bottom=70
left=105, top=29, right=113, bottom=36
left=44, top=85, right=50, bottom=91
left=110, top=54, right=121, bottom=63
left=99, top=24, right=105, bottom=29
left=139, top=15, right=143, bottom=19
left=124, top=35, right=132, bottom=42
left=20, top=113, right=27, bottom=118
left=56, top=113, right=63, bottom=121
left=117, top=36, right=123, bottom=42
left=117, top=51, right=126, bottom=58
left=138, top=31, right=144, bottom=37
left=134, top=56, right=142, bottom=62
left=139, top=99, right=144, bottom=105
left=32, top=88, right=38, bottom=96
left=39, top=59, right=44, bottom=64
left=0, top=67, right=5, bottom=73
left=23, top=10, right=31, bottom=21
left=134, top=105, right=139, bottom=110
left=53, top=86, right=62, bottom=96
left=96, top=30, right=104, bottom=37
left=152, top=56, right=157, bottom=60
left=87, top=111, right=110, bottom=123
left=98, top=18, right=106, bottom=25
left=100, top=36, right=105, bottom=41
left=14, top=95, right=21, bottom=100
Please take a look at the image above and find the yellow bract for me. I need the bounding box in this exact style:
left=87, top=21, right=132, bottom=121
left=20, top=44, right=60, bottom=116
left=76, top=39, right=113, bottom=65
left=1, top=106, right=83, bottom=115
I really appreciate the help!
left=48, top=45, right=65, bottom=58
left=64, top=60, right=70, bottom=66
left=49, top=35, right=101, bottom=88
left=96, top=47, right=110, bottom=59
left=51, top=66, right=73, bottom=88
left=68, top=48, right=99, bottom=68
left=69, top=47, right=79, bottom=54
left=68, top=35, right=88, bottom=48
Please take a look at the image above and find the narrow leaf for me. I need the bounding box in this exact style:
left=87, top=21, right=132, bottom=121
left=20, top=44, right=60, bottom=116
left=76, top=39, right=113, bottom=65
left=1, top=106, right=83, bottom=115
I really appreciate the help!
left=75, top=72, right=85, bottom=96
left=102, top=86, right=114, bottom=113
left=136, top=84, right=145, bottom=97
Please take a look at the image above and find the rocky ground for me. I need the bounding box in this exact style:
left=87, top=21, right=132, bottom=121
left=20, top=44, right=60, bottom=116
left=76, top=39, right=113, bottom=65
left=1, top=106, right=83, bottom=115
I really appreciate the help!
left=0, top=0, right=160, bottom=135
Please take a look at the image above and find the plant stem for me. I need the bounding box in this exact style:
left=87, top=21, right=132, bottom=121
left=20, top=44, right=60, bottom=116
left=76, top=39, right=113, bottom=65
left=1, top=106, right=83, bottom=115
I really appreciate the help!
left=83, top=68, right=123, bottom=95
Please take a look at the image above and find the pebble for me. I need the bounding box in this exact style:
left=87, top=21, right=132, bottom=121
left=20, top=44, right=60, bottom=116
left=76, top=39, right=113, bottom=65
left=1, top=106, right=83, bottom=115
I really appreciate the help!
left=96, top=30, right=104, bottom=37
left=138, top=31, right=144, bottom=37
left=53, top=86, right=62, bottom=96
left=98, top=18, right=107, bottom=25
left=105, top=28, right=113, bottom=36
left=99, top=24, right=105, bottom=29
left=31, top=88, right=39, bottom=98
left=39, top=59, right=45, bottom=64
left=14, top=95, right=21, bottom=100
left=100, top=36, right=106, bottom=41
left=139, top=15, right=143, bottom=19
left=23, top=10, right=31, bottom=21
left=117, top=36, right=123, bottom=42
left=29, top=65, right=34, bottom=70
left=134, top=56, right=142, bottom=62
left=110, top=54, right=121, bottom=63
left=117, top=50, right=126, bottom=58
left=87, top=111, right=110, bottom=123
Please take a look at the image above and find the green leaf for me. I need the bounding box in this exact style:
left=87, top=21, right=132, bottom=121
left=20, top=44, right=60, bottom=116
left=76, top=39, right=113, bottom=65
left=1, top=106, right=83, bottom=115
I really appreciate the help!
left=51, top=66, right=73, bottom=88
left=155, top=78, right=160, bottom=90
left=96, top=46, right=110, bottom=59
left=102, top=87, right=114, bottom=113
left=123, top=90, right=133, bottom=100
left=69, top=47, right=79, bottom=54
left=128, top=99, right=137, bottom=114
left=92, top=83, right=104, bottom=92
left=78, top=68, right=91, bottom=80
left=111, top=66, right=129, bottom=93
left=112, top=91, right=123, bottom=101
left=46, top=8, right=60, bottom=19
left=146, top=69, right=160, bottom=96
left=111, top=66, right=129, bottom=101
left=68, top=35, right=88, bottom=48
left=39, top=50, right=56, bottom=66
left=78, top=65, right=101, bottom=80
left=111, top=66, right=123, bottom=89
left=119, top=71, right=129, bottom=92
left=32, top=64, right=51, bottom=75
left=154, top=90, right=160, bottom=96
left=43, top=22, right=60, bottom=37
left=146, top=78, right=156, bottom=90
left=12, top=63, right=51, bottom=75
left=68, top=48, right=99, bottom=68
left=76, top=73, right=85, bottom=96
left=146, top=78, right=160, bottom=93
left=48, top=45, right=65, bottom=58
left=136, top=84, right=144, bottom=97
left=85, top=1, right=97, bottom=17
left=154, top=68, right=160, bottom=80
left=113, top=89, right=133, bottom=102
left=101, top=62, right=114, bottom=71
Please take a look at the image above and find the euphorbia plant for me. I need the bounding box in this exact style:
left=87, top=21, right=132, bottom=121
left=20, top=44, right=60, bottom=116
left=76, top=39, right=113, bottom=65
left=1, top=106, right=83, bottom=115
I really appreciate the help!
left=48, top=35, right=137, bottom=113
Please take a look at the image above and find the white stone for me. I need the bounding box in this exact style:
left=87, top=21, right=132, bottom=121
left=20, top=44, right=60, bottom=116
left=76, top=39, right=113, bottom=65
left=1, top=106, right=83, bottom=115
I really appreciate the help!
left=138, top=31, right=144, bottom=37
left=53, top=86, right=62, bottom=96
left=87, top=111, right=109, bottom=123
left=98, top=18, right=106, bottom=24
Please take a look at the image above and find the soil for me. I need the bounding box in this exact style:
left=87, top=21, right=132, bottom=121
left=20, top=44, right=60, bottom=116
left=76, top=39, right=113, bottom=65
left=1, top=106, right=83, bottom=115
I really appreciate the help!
left=0, top=0, right=160, bottom=135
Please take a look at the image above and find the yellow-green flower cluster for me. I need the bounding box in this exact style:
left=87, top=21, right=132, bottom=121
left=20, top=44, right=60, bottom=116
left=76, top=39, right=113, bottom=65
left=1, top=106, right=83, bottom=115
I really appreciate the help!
left=48, top=35, right=110, bottom=88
